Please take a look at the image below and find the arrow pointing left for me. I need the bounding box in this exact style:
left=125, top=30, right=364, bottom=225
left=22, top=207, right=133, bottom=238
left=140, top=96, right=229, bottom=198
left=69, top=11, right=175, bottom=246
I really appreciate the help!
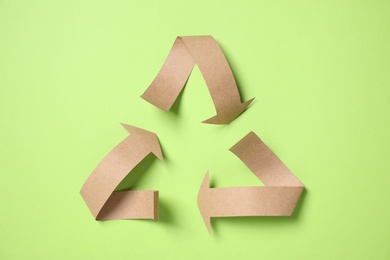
left=80, top=124, right=163, bottom=220
left=197, top=132, right=304, bottom=234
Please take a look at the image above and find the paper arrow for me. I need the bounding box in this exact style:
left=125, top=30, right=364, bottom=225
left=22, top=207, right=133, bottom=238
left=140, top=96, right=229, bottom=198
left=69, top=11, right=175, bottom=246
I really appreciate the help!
left=80, top=124, right=163, bottom=220
left=197, top=132, right=304, bottom=234
left=141, top=35, right=255, bottom=124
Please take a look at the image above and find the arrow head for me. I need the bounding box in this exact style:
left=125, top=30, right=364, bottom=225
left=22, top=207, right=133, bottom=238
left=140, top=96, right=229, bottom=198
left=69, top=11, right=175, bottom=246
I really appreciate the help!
left=120, top=124, right=164, bottom=161
left=202, top=98, right=255, bottom=124
left=197, top=172, right=212, bottom=234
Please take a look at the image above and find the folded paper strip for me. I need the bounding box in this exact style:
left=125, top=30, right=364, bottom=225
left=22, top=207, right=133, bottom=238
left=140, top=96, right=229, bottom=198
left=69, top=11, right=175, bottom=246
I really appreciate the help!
left=197, top=132, right=304, bottom=234
left=80, top=124, right=163, bottom=220
left=141, top=35, right=254, bottom=124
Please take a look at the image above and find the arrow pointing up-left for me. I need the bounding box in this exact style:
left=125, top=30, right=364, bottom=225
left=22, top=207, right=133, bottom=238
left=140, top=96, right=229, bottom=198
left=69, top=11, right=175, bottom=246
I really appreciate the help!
left=80, top=124, right=163, bottom=220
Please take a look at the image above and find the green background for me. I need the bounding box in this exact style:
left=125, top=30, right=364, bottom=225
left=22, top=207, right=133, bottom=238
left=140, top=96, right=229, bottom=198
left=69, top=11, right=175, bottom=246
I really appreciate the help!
left=1, top=0, right=389, bottom=259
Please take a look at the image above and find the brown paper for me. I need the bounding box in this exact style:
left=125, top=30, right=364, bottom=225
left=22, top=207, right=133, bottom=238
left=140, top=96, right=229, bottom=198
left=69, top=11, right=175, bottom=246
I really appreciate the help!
left=141, top=35, right=255, bottom=124
left=197, top=132, right=304, bottom=234
left=80, top=124, right=163, bottom=220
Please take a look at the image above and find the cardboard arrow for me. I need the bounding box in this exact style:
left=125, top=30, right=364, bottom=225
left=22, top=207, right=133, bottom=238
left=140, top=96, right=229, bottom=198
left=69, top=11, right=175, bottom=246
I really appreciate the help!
left=141, top=35, right=255, bottom=124
left=197, top=132, right=304, bottom=234
left=80, top=124, right=163, bottom=220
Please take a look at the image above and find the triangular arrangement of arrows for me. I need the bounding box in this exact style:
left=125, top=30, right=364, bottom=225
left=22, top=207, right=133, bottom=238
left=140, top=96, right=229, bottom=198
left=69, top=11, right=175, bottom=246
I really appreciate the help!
left=80, top=35, right=304, bottom=234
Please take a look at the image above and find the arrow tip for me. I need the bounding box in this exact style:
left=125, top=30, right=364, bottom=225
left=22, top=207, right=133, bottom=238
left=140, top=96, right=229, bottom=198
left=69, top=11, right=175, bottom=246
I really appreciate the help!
left=120, top=123, right=164, bottom=161
left=197, top=172, right=212, bottom=234
left=202, top=98, right=255, bottom=124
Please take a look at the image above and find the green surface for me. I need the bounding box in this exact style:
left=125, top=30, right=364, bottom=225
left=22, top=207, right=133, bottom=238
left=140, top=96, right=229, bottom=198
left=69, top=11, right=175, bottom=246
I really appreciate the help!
left=1, top=0, right=390, bottom=259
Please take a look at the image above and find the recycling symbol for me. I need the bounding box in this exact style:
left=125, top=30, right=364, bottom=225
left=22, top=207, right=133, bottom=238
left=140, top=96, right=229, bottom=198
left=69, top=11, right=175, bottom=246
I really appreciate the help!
left=80, top=36, right=304, bottom=234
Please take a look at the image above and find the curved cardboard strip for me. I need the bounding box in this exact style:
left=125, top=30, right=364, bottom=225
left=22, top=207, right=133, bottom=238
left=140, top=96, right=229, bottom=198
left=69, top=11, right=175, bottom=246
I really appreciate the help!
left=197, top=132, right=304, bottom=234
left=141, top=35, right=254, bottom=124
left=80, top=124, right=163, bottom=220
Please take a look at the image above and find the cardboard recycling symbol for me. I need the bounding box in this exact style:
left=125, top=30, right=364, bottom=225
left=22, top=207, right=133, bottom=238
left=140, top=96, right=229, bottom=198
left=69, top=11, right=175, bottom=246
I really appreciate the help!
left=80, top=36, right=304, bottom=234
